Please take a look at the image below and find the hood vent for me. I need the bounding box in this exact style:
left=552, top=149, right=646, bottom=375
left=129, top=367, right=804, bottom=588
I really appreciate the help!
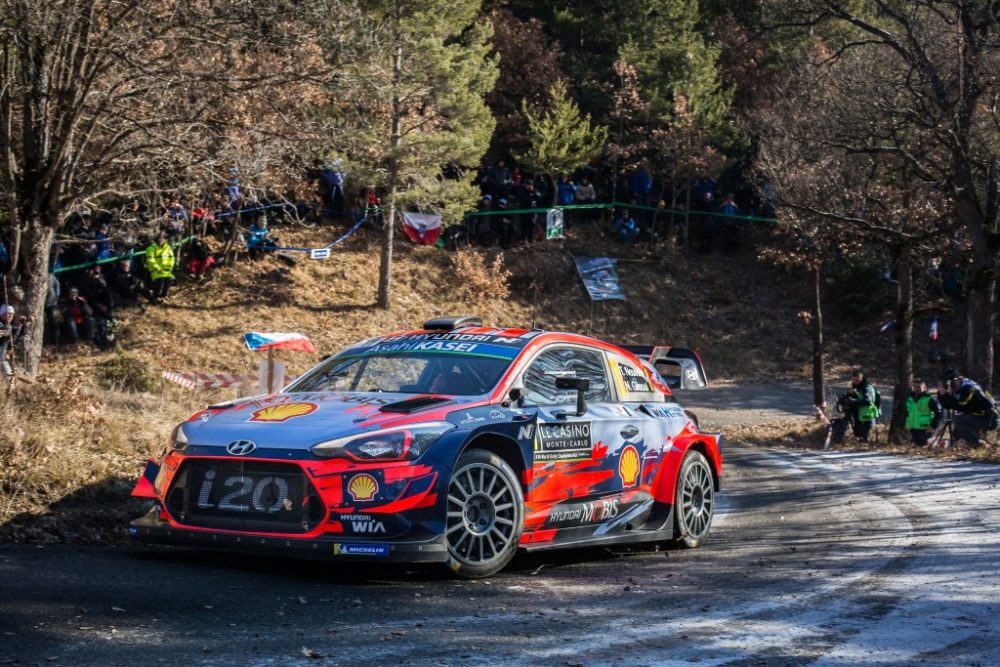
left=380, top=395, right=452, bottom=414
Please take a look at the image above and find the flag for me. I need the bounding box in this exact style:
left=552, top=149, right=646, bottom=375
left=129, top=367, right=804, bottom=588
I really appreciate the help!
left=243, top=332, right=317, bottom=354
left=879, top=320, right=896, bottom=333
left=402, top=212, right=442, bottom=245
left=929, top=317, right=938, bottom=341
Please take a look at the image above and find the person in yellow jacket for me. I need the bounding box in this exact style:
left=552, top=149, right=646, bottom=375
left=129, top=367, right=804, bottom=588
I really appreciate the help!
left=144, top=231, right=175, bottom=301
left=905, top=379, right=942, bottom=447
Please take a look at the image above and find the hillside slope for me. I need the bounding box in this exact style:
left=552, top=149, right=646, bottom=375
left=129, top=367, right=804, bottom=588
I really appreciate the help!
left=0, top=221, right=822, bottom=542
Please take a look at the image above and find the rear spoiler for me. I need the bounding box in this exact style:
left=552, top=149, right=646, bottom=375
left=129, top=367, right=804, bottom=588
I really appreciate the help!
left=617, top=345, right=709, bottom=390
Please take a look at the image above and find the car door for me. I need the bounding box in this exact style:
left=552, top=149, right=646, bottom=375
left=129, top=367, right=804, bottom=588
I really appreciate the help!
left=519, top=346, right=638, bottom=525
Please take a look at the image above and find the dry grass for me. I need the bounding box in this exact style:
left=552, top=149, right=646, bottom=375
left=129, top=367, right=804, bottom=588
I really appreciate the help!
left=724, top=416, right=1000, bottom=463
left=0, top=220, right=929, bottom=542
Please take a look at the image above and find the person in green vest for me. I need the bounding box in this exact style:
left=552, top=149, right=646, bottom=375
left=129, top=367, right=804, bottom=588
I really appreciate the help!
left=840, top=368, right=881, bottom=442
left=144, top=231, right=175, bottom=301
left=905, top=379, right=942, bottom=447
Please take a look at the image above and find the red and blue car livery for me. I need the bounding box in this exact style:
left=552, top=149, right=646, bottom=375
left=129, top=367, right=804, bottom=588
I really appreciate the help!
left=130, top=316, right=722, bottom=577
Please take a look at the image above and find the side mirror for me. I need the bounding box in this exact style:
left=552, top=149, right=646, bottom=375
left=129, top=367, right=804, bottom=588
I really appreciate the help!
left=555, top=376, right=590, bottom=417
left=507, top=385, right=524, bottom=407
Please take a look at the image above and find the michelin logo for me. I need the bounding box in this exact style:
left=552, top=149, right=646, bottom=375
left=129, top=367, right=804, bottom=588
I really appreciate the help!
left=334, top=543, right=390, bottom=557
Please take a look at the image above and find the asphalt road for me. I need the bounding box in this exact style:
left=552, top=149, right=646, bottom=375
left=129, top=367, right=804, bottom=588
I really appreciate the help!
left=2, top=387, right=997, bottom=667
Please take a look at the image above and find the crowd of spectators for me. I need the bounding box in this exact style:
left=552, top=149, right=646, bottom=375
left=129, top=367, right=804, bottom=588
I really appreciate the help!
left=439, top=158, right=775, bottom=251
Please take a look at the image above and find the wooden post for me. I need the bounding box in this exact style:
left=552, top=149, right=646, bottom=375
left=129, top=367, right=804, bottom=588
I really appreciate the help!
left=267, top=347, right=275, bottom=394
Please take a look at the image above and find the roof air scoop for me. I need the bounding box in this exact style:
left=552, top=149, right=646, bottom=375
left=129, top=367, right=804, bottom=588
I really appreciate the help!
left=422, top=316, right=482, bottom=331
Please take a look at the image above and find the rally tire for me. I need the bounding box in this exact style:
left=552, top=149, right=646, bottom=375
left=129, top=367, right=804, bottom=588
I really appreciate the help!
left=444, top=448, right=524, bottom=578
left=674, top=450, right=715, bottom=548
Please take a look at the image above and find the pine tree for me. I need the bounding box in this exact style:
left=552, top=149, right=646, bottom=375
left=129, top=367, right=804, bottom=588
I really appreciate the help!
left=619, top=0, right=732, bottom=140
left=517, top=81, right=608, bottom=205
left=344, top=0, right=498, bottom=309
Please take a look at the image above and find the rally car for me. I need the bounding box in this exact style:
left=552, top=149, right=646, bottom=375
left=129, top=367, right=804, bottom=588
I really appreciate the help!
left=130, top=317, right=722, bottom=578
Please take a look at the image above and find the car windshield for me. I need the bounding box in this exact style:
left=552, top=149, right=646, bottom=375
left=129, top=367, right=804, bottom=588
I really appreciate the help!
left=287, top=352, right=512, bottom=396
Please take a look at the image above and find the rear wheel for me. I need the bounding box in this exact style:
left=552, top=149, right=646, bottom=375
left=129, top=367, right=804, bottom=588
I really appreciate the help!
left=445, top=449, right=524, bottom=578
left=674, top=450, right=715, bottom=548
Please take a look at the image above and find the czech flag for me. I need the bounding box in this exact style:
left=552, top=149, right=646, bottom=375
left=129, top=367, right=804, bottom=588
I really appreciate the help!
left=243, top=332, right=317, bottom=354
left=929, top=318, right=938, bottom=341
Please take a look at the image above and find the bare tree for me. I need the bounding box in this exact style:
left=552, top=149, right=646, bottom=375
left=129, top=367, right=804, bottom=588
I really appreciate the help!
left=0, top=0, right=329, bottom=376
left=761, top=0, right=1000, bottom=389
left=752, top=43, right=955, bottom=438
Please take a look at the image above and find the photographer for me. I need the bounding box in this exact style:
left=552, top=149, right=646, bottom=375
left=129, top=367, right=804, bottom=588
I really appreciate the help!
left=937, top=370, right=999, bottom=448
left=905, top=379, right=943, bottom=447
left=837, top=368, right=881, bottom=443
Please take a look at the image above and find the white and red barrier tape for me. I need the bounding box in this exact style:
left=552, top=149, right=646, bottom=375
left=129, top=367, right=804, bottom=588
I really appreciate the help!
left=161, top=371, right=293, bottom=390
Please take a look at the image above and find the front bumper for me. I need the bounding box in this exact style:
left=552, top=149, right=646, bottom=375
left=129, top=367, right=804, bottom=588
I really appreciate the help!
left=129, top=510, right=448, bottom=563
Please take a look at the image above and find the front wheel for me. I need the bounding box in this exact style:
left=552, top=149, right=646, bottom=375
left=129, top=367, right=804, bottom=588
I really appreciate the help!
left=444, top=449, right=524, bottom=578
left=674, top=450, right=715, bottom=548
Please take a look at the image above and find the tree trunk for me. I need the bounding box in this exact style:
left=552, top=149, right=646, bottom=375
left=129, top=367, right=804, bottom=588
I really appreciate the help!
left=376, top=0, right=402, bottom=311
left=965, top=269, right=995, bottom=388
left=811, top=263, right=825, bottom=408
left=19, top=220, right=55, bottom=379
left=889, top=258, right=913, bottom=443
left=377, top=192, right=396, bottom=309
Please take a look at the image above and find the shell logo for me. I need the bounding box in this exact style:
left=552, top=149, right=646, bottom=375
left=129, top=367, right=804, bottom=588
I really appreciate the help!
left=348, top=473, right=379, bottom=502
left=248, top=402, right=318, bottom=423
left=619, top=444, right=641, bottom=488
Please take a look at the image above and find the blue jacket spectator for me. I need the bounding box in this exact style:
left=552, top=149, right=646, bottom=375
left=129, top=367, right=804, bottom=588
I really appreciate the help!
left=557, top=176, right=577, bottom=206
left=247, top=218, right=278, bottom=258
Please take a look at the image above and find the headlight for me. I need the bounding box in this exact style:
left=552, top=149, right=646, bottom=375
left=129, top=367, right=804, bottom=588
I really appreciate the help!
left=311, top=421, right=453, bottom=461
left=170, top=424, right=189, bottom=452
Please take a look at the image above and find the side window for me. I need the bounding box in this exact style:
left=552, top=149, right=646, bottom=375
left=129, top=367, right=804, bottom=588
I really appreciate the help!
left=521, top=347, right=611, bottom=407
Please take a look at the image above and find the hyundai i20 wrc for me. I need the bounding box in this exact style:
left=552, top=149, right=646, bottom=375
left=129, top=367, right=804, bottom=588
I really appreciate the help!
left=130, top=316, right=722, bottom=577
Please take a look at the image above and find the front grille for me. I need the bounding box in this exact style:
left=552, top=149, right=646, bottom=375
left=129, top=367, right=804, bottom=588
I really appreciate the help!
left=166, top=459, right=326, bottom=534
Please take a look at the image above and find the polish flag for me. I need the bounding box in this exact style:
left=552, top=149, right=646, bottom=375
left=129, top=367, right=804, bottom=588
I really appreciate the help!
left=243, top=332, right=317, bottom=354
left=929, top=318, right=938, bottom=341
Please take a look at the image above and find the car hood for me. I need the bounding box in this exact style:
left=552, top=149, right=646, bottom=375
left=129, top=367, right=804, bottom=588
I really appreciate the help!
left=180, top=391, right=462, bottom=450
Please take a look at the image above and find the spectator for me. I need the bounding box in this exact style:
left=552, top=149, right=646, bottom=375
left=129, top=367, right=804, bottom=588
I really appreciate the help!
left=226, top=166, right=241, bottom=208
left=718, top=193, right=741, bottom=255
left=1, top=304, right=26, bottom=381
left=63, top=287, right=96, bottom=343
left=166, top=201, right=188, bottom=241
left=320, top=160, right=346, bottom=214
left=473, top=194, right=493, bottom=245
left=630, top=165, right=653, bottom=207
left=187, top=238, right=217, bottom=279
left=94, top=223, right=113, bottom=261
left=693, top=174, right=718, bottom=203
left=483, top=159, right=511, bottom=201
left=192, top=204, right=216, bottom=235
left=838, top=369, right=881, bottom=442
left=44, top=270, right=61, bottom=346
left=145, top=232, right=175, bottom=301
left=83, top=266, right=114, bottom=321
left=574, top=176, right=597, bottom=222
left=246, top=217, right=278, bottom=259
left=938, top=370, right=999, bottom=447
left=516, top=180, right=540, bottom=244
left=556, top=175, right=576, bottom=206
left=694, top=190, right=717, bottom=254
left=905, top=379, right=943, bottom=447
left=110, top=258, right=156, bottom=308
left=612, top=204, right=640, bottom=243
left=0, top=235, right=11, bottom=275
left=365, top=186, right=383, bottom=228
left=493, top=197, right=515, bottom=249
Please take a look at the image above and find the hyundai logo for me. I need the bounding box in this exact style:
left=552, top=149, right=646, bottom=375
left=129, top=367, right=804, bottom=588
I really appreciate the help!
left=226, top=440, right=257, bottom=456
